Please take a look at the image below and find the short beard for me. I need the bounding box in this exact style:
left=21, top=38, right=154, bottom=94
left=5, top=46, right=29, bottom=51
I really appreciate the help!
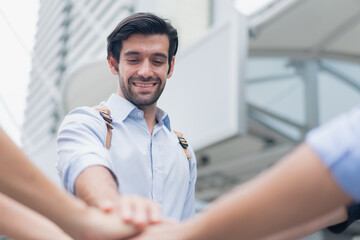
left=118, top=74, right=165, bottom=107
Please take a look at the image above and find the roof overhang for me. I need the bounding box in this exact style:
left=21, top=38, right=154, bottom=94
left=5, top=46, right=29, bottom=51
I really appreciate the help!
left=61, top=60, right=117, bottom=115
left=248, top=0, right=360, bottom=63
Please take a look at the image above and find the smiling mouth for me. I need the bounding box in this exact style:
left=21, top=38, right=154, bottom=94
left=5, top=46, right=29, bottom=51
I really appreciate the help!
left=133, top=83, right=156, bottom=87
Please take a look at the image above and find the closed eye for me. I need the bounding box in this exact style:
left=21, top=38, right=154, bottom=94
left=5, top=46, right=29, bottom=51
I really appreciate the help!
left=152, top=60, right=166, bottom=66
left=152, top=56, right=167, bottom=65
left=127, top=59, right=139, bottom=64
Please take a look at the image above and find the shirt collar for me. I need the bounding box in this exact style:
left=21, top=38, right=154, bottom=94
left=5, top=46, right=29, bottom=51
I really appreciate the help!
left=156, top=107, right=171, bottom=131
left=105, top=94, right=136, bottom=122
left=105, top=94, right=171, bottom=131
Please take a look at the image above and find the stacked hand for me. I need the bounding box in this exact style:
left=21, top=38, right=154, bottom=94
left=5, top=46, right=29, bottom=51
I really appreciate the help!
left=99, top=195, right=163, bottom=229
left=94, top=195, right=183, bottom=240
left=130, top=220, right=186, bottom=240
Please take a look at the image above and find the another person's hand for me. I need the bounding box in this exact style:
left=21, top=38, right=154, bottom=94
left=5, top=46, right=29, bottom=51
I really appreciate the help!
left=131, top=220, right=189, bottom=240
left=99, top=195, right=163, bottom=229
left=66, top=201, right=139, bottom=240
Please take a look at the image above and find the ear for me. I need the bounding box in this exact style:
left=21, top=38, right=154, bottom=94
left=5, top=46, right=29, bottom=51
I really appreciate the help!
left=167, top=56, right=175, bottom=78
left=108, top=55, right=119, bottom=75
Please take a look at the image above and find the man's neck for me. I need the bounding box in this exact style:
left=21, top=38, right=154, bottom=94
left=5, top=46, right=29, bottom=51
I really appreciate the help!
left=138, top=105, right=157, bottom=135
left=117, top=93, right=158, bottom=134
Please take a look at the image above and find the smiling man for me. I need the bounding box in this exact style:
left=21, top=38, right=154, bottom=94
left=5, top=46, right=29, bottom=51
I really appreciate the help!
left=56, top=12, right=197, bottom=227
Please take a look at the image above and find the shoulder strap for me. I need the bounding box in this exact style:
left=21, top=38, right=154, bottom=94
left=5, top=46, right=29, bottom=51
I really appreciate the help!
left=94, top=105, right=113, bottom=149
left=92, top=106, right=190, bottom=158
left=173, top=130, right=191, bottom=160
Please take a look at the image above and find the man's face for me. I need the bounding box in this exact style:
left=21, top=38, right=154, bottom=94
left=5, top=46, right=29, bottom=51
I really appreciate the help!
left=110, top=34, right=174, bottom=107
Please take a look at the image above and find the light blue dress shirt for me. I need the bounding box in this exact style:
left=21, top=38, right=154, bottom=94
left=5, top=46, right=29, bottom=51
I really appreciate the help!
left=57, top=94, right=197, bottom=220
left=306, top=106, right=360, bottom=201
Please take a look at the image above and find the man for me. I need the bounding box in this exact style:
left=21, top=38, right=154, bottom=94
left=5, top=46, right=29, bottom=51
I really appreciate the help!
left=57, top=12, right=197, bottom=225
left=134, top=106, right=360, bottom=240
left=0, top=128, right=138, bottom=240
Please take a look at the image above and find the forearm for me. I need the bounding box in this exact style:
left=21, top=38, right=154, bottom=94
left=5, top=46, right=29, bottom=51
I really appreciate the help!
left=260, top=206, right=348, bottom=240
left=74, top=165, right=119, bottom=208
left=0, top=129, right=138, bottom=239
left=0, top=128, right=77, bottom=223
left=183, top=143, right=352, bottom=240
left=75, top=165, right=163, bottom=228
left=0, top=193, right=72, bottom=240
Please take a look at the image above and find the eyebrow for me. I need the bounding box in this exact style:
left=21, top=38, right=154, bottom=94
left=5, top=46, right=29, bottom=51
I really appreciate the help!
left=153, top=53, right=168, bottom=59
left=124, top=51, right=167, bottom=59
left=124, top=51, right=141, bottom=56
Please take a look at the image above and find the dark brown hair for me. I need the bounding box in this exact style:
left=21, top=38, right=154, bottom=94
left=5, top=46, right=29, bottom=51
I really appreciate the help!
left=107, top=12, right=178, bottom=73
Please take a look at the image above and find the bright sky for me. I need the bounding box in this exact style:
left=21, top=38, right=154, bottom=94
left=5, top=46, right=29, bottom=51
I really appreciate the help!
left=0, top=0, right=39, bottom=146
left=235, top=0, right=274, bottom=15
left=0, top=0, right=272, bottom=147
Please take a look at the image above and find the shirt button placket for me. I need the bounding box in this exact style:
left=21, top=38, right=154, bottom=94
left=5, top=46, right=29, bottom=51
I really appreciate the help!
left=152, top=135, right=163, bottom=204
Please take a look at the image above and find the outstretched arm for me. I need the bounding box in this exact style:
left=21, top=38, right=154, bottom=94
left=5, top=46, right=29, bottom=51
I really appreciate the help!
left=185, top=143, right=352, bottom=240
left=0, top=193, right=72, bottom=240
left=57, top=108, right=162, bottom=228
left=0, top=128, right=138, bottom=240
left=75, top=165, right=162, bottom=227
left=261, top=205, right=347, bottom=240
left=134, top=143, right=352, bottom=240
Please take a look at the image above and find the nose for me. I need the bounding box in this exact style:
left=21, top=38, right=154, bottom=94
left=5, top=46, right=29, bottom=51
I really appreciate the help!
left=137, top=59, right=154, bottom=79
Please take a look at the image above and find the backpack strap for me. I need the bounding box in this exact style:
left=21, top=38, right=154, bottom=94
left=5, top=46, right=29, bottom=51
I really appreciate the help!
left=173, top=130, right=191, bottom=160
left=93, top=106, right=190, bottom=158
left=94, top=105, right=113, bottom=149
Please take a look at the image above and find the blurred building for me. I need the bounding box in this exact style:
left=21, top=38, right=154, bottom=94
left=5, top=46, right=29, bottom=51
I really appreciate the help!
left=22, top=1, right=360, bottom=239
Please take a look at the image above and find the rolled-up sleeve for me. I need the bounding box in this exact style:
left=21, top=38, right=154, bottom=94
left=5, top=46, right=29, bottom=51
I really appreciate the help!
left=56, top=107, right=114, bottom=194
left=306, top=106, right=360, bottom=201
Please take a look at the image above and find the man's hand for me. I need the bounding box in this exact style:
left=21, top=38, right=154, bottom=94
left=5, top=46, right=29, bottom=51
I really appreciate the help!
left=75, top=166, right=163, bottom=229
left=99, top=195, right=163, bottom=228
left=130, top=220, right=186, bottom=240
left=71, top=204, right=139, bottom=240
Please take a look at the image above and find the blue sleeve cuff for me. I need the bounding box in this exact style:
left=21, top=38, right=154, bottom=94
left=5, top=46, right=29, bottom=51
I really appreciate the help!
left=63, top=153, right=115, bottom=194
left=306, top=107, right=360, bottom=201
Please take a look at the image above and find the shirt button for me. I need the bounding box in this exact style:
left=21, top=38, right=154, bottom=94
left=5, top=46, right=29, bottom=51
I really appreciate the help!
left=137, top=112, right=142, bottom=118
